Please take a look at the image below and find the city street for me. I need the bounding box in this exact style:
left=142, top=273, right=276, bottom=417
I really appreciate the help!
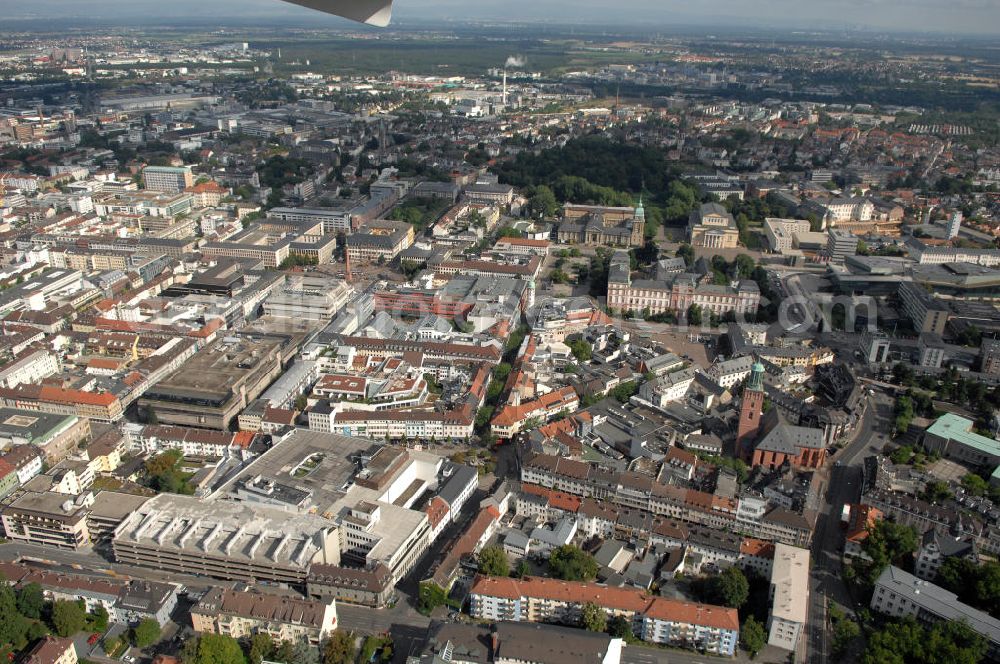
left=806, top=390, right=892, bottom=664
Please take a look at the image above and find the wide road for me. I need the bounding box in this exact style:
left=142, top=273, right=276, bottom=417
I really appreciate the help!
left=806, top=389, right=892, bottom=664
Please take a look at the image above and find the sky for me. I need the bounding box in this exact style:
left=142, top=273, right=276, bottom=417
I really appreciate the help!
left=3, top=0, right=999, bottom=35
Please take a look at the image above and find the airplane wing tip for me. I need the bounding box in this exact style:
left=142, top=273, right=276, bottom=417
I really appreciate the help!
left=277, top=0, right=394, bottom=26
left=364, top=8, right=392, bottom=27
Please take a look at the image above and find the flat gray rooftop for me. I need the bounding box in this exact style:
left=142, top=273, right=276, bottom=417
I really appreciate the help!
left=217, top=428, right=378, bottom=516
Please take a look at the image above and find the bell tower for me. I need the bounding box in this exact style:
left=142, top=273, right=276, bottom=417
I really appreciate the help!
left=737, top=361, right=766, bottom=460
left=631, top=196, right=645, bottom=246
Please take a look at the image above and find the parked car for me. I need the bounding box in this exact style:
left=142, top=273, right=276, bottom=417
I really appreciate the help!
left=87, top=634, right=100, bottom=646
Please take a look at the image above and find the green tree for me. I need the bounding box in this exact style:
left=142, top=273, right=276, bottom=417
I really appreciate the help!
left=890, top=445, right=914, bottom=464
left=568, top=339, right=592, bottom=362
left=740, top=616, right=766, bottom=659
left=321, top=630, right=356, bottom=664
left=676, top=243, right=695, bottom=267
left=51, top=599, right=87, bottom=637
left=607, top=615, right=632, bottom=640
left=417, top=581, right=448, bottom=615
left=290, top=640, right=318, bottom=664
left=0, top=581, right=29, bottom=651
left=272, top=640, right=295, bottom=664
left=513, top=560, right=531, bottom=579
left=707, top=566, right=750, bottom=608
left=580, top=601, right=607, bottom=632
left=16, top=582, right=45, bottom=620
left=183, top=634, right=246, bottom=664
left=832, top=618, right=861, bottom=656
left=132, top=618, right=161, bottom=648
left=920, top=480, right=953, bottom=504
left=734, top=254, right=756, bottom=279
left=550, top=268, right=571, bottom=284
left=937, top=558, right=1000, bottom=615
left=88, top=605, right=109, bottom=632
left=549, top=545, right=598, bottom=581
left=855, top=520, right=920, bottom=588
left=526, top=185, right=559, bottom=218
left=862, top=616, right=985, bottom=664
left=478, top=545, right=510, bottom=577
left=610, top=381, right=638, bottom=403
left=143, top=449, right=194, bottom=495
left=687, top=303, right=703, bottom=326
left=961, top=473, right=988, bottom=497
left=246, top=634, right=274, bottom=664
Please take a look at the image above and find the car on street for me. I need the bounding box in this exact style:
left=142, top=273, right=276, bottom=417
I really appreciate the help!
left=87, top=634, right=100, bottom=646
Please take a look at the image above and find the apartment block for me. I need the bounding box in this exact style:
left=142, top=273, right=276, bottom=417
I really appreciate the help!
left=191, top=587, right=337, bottom=645
left=143, top=166, right=194, bottom=193
left=1, top=491, right=92, bottom=549
left=469, top=575, right=739, bottom=656
left=898, top=281, right=949, bottom=335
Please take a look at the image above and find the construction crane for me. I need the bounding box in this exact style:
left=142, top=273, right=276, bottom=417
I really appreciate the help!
left=278, top=0, right=394, bottom=26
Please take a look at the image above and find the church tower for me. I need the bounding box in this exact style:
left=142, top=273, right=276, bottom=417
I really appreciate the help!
left=737, top=361, right=766, bottom=459
left=631, top=196, right=645, bottom=246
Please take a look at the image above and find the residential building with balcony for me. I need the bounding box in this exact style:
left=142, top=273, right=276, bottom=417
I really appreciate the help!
left=191, top=587, right=337, bottom=645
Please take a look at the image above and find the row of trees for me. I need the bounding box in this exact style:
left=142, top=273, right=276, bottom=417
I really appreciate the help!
left=936, top=557, right=1000, bottom=617
left=862, top=616, right=986, bottom=664
left=890, top=363, right=1000, bottom=429
left=475, top=544, right=600, bottom=584
left=180, top=629, right=378, bottom=664
left=0, top=578, right=115, bottom=660
left=847, top=519, right=920, bottom=592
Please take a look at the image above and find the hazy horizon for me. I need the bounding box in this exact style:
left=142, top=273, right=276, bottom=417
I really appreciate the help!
left=1, top=0, right=999, bottom=36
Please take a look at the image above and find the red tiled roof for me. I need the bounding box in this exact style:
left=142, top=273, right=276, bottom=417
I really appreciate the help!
left=739, top=538, right=775, bottom=558
left=38, top=385, right=116, bottom=406
left=425, top=496, right=450, bottom=528
left=520, top=483, right=582, bottom=513
left=491, top=386, right=578, bottom=428
left=470, top=575, right=738, bottom=631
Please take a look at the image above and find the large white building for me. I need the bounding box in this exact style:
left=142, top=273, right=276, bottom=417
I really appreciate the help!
left=0, top=350, right=60, bottom=389
left=764, top=218, right=811, bottom=253
left=906, top=238, right=1000, bottom=267
left=142, top=166, right=194, bottom=193
left=767, top=543, right=810, bottom=651
left=263, top=275, right=352, bottom=321
left=606, top=250, right=760, bottom=318
left=111, top=494, right=341, bottom=584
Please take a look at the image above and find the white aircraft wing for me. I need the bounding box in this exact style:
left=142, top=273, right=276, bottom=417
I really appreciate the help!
left=279, top=0, right=393, bottom=26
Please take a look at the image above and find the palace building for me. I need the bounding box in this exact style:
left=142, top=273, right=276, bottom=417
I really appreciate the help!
left=556, top=201, right=645, bottom=247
